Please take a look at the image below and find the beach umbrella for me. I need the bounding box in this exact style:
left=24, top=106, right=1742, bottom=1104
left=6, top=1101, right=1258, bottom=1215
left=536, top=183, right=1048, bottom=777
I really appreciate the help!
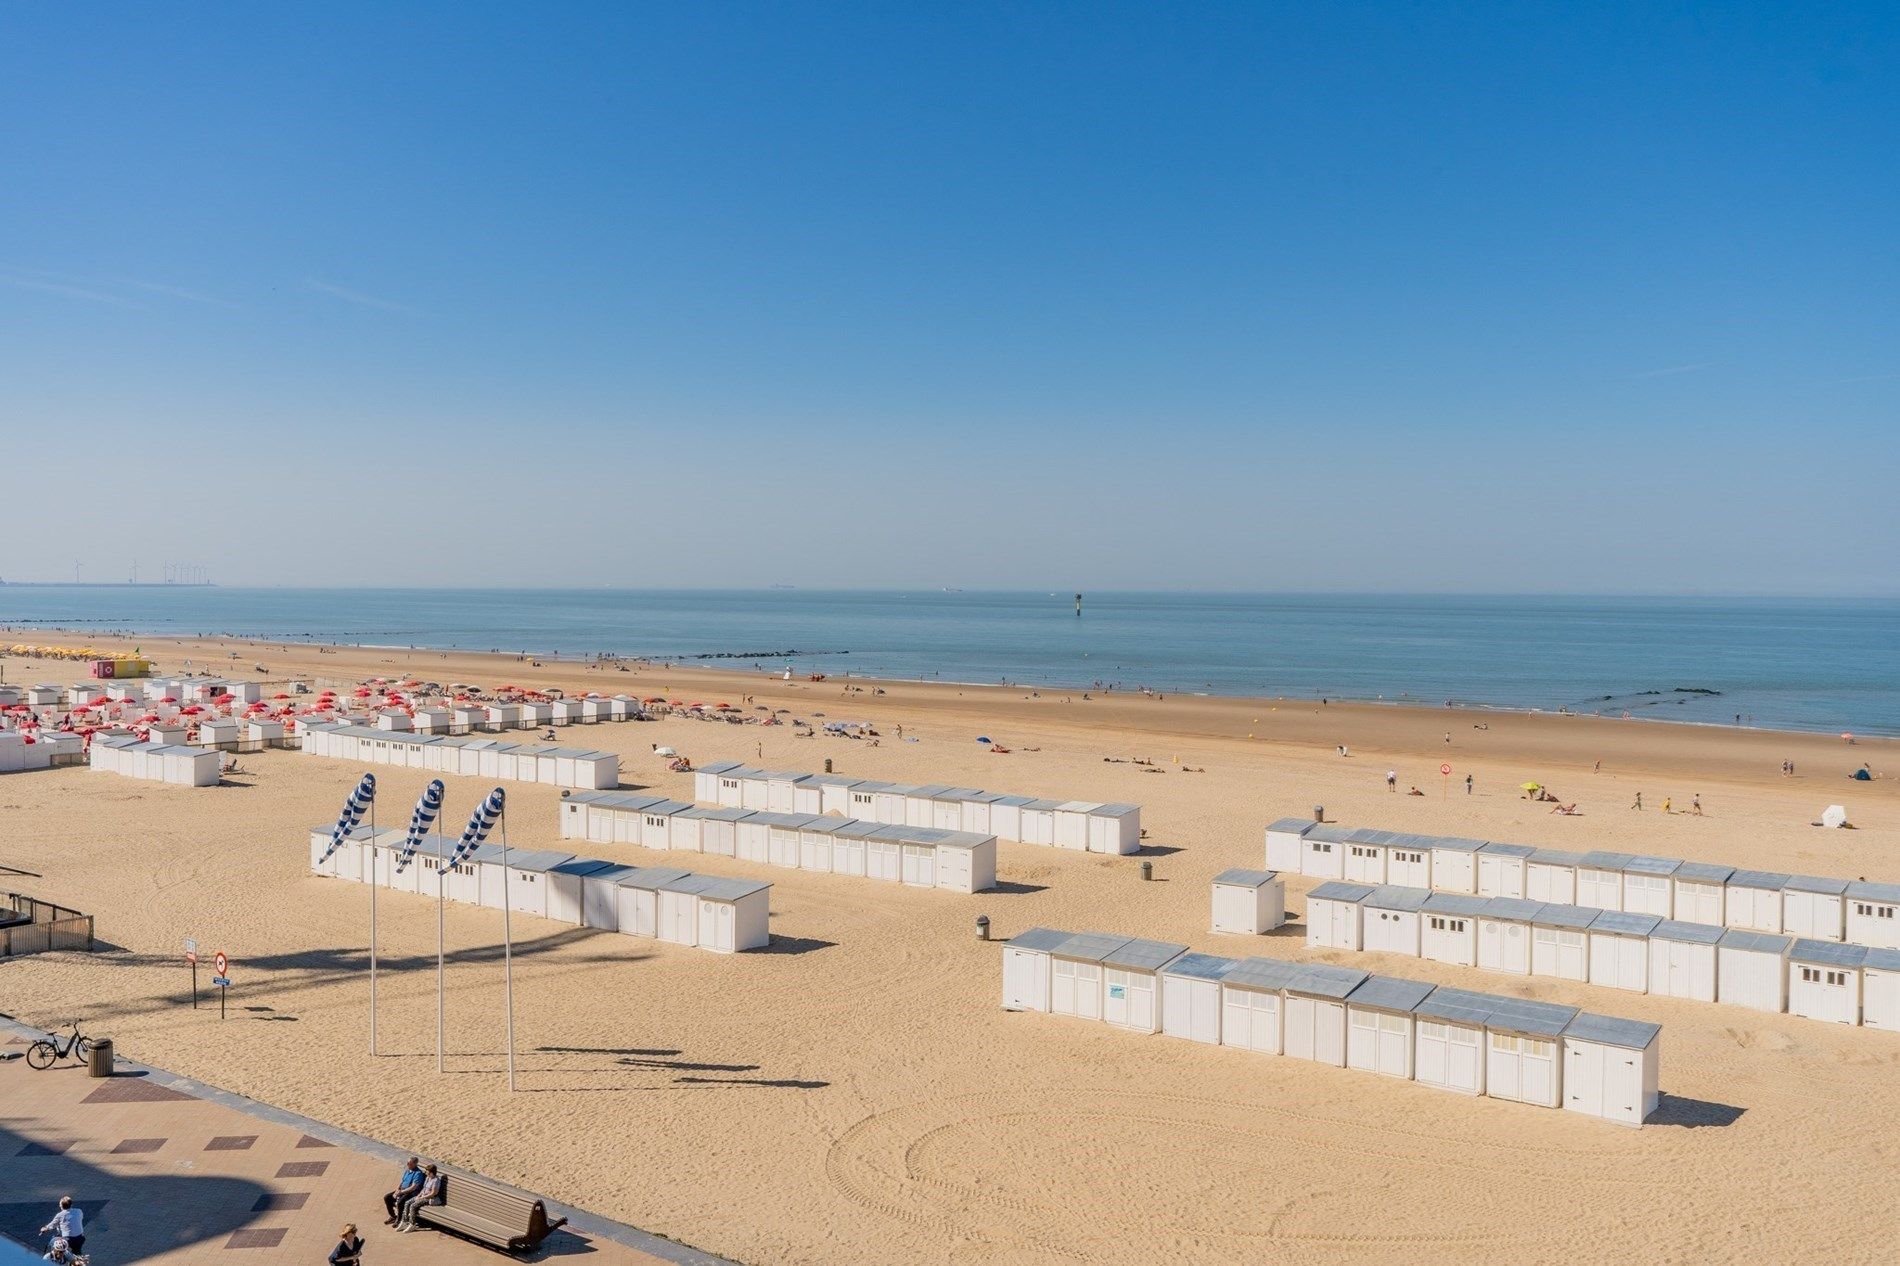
left=977, top=736, right=992, bottom=744
left=1520, top=782, right=1542, bottom=791
left=655, top=746, right=677, bottom=756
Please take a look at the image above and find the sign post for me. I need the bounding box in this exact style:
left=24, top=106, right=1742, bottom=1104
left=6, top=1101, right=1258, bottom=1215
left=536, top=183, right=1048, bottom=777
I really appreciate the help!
left=212, top=951, right=231, bottom=1020
left=1441, top=763, right=1452, bottom=799
left=185, top=939, right=199, bottom=1009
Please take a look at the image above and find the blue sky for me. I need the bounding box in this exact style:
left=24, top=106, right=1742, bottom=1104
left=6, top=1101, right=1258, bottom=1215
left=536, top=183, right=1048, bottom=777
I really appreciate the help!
left=1, top=4, right=1894, bottom=593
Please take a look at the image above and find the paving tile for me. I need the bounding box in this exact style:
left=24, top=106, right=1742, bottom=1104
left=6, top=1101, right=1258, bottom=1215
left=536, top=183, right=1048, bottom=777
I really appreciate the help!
left=295, top=1133, right=335, bottom=1148
left=223, top=1227, right=289, bottom=1249
left=111, top=1137, right=167, bottom=1154
left=249, top=1192, right=309, bottom=1212
left=275, top=1160, right=329, bottom=1178
left=81, top=1078, right=193, bottom=1104
left=205, top=1135, right=257, bottom=1151
left=15, top=1139, right=72, bottom=1157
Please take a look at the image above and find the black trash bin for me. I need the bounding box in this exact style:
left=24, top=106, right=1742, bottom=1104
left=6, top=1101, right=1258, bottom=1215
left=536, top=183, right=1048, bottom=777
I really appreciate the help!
left=87, top=1038, right=113, bottom=1078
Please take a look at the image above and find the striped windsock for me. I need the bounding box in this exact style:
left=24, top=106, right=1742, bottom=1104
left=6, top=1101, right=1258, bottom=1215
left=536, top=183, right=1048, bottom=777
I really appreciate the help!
left=393, top=779, right=446, bottom=874
left=317, top=773, right=377, bottom=864
left=440, top=787, right=506, bottom=871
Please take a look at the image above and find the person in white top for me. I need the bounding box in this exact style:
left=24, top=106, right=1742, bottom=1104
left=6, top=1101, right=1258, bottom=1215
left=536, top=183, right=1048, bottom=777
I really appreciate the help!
left=41, top=1196, right=84, bottom=1255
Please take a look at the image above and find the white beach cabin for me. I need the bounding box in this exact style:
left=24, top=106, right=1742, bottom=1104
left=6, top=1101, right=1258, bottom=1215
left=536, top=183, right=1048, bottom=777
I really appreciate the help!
left=1576, top=852, right=1634, bottom=912
left=1723, top=871, right=1790, bottom=934
left=1476, top=843, right=1533, bottom=899
left=1716, top=929, right=1791, bottom=1013
left=1647, top=919, right=1721, bottom=1002
left=1786, top=939, right=1864, bottom=1025
left=1529, top=904, right=1596, bottom=983
left=614, top=867, right=692, bottom=940
left=657, top=874, right=717, bottom=946
left=1671, top=862, right=1733, bottom=928
left=1048, top=932, right=1131, bottom=1023
left=1281, top=964, right=1369, bottom=1067
left=1160, top=953, right=1238, bottom=1045
left=933, top=832, right=997, bottom=894
left=1526, top=850, right=1585, bottom=905
left=1860, top=948, right=1900, bottom=1033
left=1101, top=937, right=1187, bottom=1032
left=1086, top=804, right=1142, bottom=854
left=1587, top=911, right=1660, bottom=992
left=1384, top=834, right=1434, bottom=889
left=1476, top=898, right=1543, bottom=975
left=1780, top=875, right=1849, bottom=942
left=1300, top=825, right=1352, bottom=880
left=1846, top=881, right=1900, bottom=950
left=1345, top=976, right=1433, bottom=1080
left=504, top=850, right=575, bottom=919
left=1210, top=869, right=1286, bottom=935
left=1622, top=857, right=1681, bottom=918
left=546, top=858, right=616, bottom=925
left=1219, top=957, right=1303, bottom=1055
left=1264, top=817, right=1316, bottom=873
left=1411, top=986, right=1492, bottom=1096
left=1485, top=997, right=1578, bottom=1110
left=1305, top=881, right=1374, bottom=951
left=1001, top=927, right=1071, bottom=1012
left=1420, top=893, right=1486, bottom=967
left=1362, top=886, right=1428, bottom=958
left=1427, top=837, right=1485, bottom=895
left=693, top=877, right=770, bottom=953
left=1561, top=1013, right=1661, bottom=1127
left=1343, top=828, right=1400, bottom=885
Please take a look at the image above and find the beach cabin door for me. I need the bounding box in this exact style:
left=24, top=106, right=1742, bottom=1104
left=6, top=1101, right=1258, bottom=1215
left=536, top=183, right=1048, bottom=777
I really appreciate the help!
left=1221, top=988, right=1281, bottom=1054
left=1163, top=978, right=1221, bottom=1044
left=937, top=847, right=972, bottom=893
left=1415, top=1021, right=1482, bottom=1094
left=1349, top=1011, right=1410, bottom=1078
left=1051, top=958, right=1102, bottom=1021
left=1103, top=969, right=1157, bottom=1031
left=1478, top=854, right=1522, bottom=899
left=1003, top=948, right=1050, bottom=1012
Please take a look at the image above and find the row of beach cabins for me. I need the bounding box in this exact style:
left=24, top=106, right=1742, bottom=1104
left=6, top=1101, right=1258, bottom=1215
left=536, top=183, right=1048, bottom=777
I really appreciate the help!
left=1300, top=879, right=1900, bottom=1030
left=300, top=724, right=620, bottom=790
left=89, top=734, right=222, bottom=786
left=559, top=792, right=997, bottom=893
left=692, top=763, right=1142, bottom=853
left=307, top=825, right=770, bottom=953
left=1002, top=928, right=1662, bottom=1127
left=0, top=729, right=84, bottom=774
left=1267, top=818, right=1900, bottom=949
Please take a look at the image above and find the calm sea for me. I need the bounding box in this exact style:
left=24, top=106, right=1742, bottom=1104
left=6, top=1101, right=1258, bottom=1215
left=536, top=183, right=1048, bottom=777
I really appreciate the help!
left=2, top=588, right=1894, bottom=737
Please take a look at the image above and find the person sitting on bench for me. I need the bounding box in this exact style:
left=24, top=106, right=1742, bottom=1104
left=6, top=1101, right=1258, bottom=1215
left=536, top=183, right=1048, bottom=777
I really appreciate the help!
left=395, top=1165, right=444, bottom=1231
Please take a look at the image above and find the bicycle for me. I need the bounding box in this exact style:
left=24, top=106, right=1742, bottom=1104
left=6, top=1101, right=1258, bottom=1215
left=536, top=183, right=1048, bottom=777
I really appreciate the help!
left=26, top=1020, right=92, bottom=1070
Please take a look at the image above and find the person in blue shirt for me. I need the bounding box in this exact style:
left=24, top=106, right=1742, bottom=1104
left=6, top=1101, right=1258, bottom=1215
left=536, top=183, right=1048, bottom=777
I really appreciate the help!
left=382, top=1158, right=424, bottom=1224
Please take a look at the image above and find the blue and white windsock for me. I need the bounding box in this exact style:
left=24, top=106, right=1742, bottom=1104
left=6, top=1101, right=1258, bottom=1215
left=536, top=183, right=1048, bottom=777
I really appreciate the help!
left=393, top=778, right=446, bottom=874
left=440, top=787, right=506, bottom=872
left=317, top=773, right=377, bottom=865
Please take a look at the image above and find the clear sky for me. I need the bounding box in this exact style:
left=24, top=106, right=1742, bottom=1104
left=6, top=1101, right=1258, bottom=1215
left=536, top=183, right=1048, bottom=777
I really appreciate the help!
left=1, top=4, right=1894, bottom=594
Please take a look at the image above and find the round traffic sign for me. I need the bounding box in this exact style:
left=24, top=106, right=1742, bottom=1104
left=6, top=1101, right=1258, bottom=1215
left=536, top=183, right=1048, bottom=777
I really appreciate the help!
left=1440, top=763, right=1452, bottom=776
left=214, top=951, right=228, bottom=976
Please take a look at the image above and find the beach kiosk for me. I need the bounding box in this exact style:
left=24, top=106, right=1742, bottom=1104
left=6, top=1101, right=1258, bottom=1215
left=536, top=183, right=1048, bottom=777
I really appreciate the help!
left=1622, top=857, right=1681, bottom=918
left=1049, top=932, right=1131, bottom=1023
left=1427, top=837, right=1484, bottom=894
left=1529, top=904, right=1596, bottom=982
left=1002, top=927, right=1071, bottom=1012
left=1587, top=911, right=1660, bottom=992
left=1160, top=953, right=1239, bottom=1045
left=1300, top=824, right=1352, bottom=880
left=1411, top=986, right=1492, bottom=1096
left=1671, top=862, right=1733, bottom=927
left=1362, top=886, right=1428, bottom=957
left=1282, top=964, right=1369, bottom=1067
left=1476, top=843, right=1533, bottom=900
left=1781, top=875, right=1849, bottom=942
left=1561, top=1013, right=1660, bottom=1127
left=1846, top=881, right=1900, bottom=950
left=1345, top=976, right=1433, bottom=1080
left=1421, top=893, right=1485, bottom=967
left=1526, top=850, right=1586, bottom=905
left=1264, top=817, right=1316, bottom=872
left=1101, top=937, right=1187, bottom=1032
left=1485, top=997, right=1578, bottom=1110
left=1477, top=898, right=1543, bottom=975
left=1306, top=881, right=1374, bottom=951
left=1724, top=871, right=1790, bottom=934
left=1716, top=929, right=1791, bottom=1013
left=1219, top=957, right=1303, bottom=1055
left=1211, top=869, right=1286, bottom=935
left=1787, top=940, right=1865, bottom=1025
left=615, top=867, right=692, bottom=939
left=1576, top=852, right=1634, bottom=912
left=1859, top=948, right=1900, bottom=1033
left=1648, top=919, right=1721, bottom=1002
left=694, top=877, right=770, bottom=953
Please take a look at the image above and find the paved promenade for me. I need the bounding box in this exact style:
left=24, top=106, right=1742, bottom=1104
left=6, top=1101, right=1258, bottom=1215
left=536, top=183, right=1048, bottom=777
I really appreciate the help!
left=0, top=1020, right=730, bottom=1264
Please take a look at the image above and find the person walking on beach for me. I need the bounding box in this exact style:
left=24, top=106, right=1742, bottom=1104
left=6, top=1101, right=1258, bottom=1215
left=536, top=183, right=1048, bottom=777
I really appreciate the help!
left=1385, top=770, right=1397, bottom=792
left=1631, top=791, right=1642, bottom=810
left=39, top=1197, right=83, bottom=1257
left=383, top=1158, right=423, bottom=1224
left=1661, top=797, right=1672, bottom=814
left=1465, top=773, right=1473, bottom=795
left=329, top=1222, right=364, bottom=1265
left=1692, top=794, right=1702, bottom=815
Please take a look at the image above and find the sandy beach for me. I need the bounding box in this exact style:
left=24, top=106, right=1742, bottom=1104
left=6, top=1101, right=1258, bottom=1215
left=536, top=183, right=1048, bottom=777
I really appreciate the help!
left=4, top=631, right=1898, bottom=1265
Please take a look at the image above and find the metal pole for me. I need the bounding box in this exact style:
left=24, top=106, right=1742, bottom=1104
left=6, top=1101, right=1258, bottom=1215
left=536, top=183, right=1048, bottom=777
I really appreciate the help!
left=436, top=814, right=446, bottom=1075
left=501, top=810, right=516, bottom=1092
left=369, top=800, right=378, bottom=1056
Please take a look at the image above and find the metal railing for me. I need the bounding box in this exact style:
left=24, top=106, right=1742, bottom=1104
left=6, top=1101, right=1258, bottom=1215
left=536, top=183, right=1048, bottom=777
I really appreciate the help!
left=0, top=893, right=95, bottom=956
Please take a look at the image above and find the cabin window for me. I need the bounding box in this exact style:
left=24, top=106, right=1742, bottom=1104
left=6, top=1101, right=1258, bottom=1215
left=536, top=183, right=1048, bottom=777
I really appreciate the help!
left=1491, top=1033, right=1519, bottom=1053
left=1827, top=970, right=1848, bottom=987
left=1313, top=843, right=1333, bottom=854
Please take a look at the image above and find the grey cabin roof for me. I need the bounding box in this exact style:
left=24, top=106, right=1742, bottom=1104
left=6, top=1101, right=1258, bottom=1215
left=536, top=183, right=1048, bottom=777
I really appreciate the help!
left=1214, top=868, right=1278, bottom=888
left=1784, top=874, right=1849, bottom=896
left=695, top=877, right=770, bottom=902
left=1674, top=861, right=1735, bottom=884
left=1346, top=828, right=1404, bottom=846
left=1531, top=903, right=1598, bottom=930
left=1161, top=953, right=1240, bottom=982
left=1590, top=910, right=1663, bottom=937
left=1305, top=824, right=1356, bottom=844
left=1101, top=938, right=1188, bottom=972
left=1562, top=1012, right=1661, bottom=1050
left=1428, top=836, right=1487, bottom=853
left=1484, top=997, right=1580, bottom=1038
left=1483, top=898, right=1546, bottom=922
left=1478, top=842, right=1535, bottom=860
left=1267, top=817, right=1317, bottom=834
left=1093, top=803, right=1141, bottom=817
left=1528, top=848, right=1589, bottom=867
left=1790, top=939, right=1867, bottom=968
left=616, top=866, right=694, bottom=891
left=1625, top=856, right=1683, bottom=877
left=1862, top=947, right=1900, bottom=972
left=1422, top=893, right=1489, bottom=918
left=988, top=794, right=1035, bottom=808
left=1411, top=985, right=1508, bottom=1026
left=1049, top=932, right=1133, bottom=964
left=1847, top=880, right=1900, bottom=904
left=1346, top=975, right=1434, bottom=1014
left=1007, top=927, right=1073, bottom=954
left=698, top=760, right=744, bottom=775
left=1223, top=957, right=1305, bottom=992
left=1718, top=929, right=1792, bottom=954
left=1579, top=851, right=1636, bottom=871
left=1309, top=881, right=1376, bottom=903
left=1285, top=963, right=1369, bottom=999
left=1366, top=885, right=1430, bottom=913
left=501, top=849, right=576, bottom=874
left=659, top=874, right=721, bottom=897
left=1652, top=919, right=1724, bottom=945
left=549, top=858, right=617, bottom=880
left=1727, top=870, right=1791, bottom=891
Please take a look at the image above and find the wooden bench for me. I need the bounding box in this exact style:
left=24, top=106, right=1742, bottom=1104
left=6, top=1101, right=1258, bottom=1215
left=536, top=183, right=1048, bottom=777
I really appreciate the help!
left=414, top=1174, right=567, bottom=1255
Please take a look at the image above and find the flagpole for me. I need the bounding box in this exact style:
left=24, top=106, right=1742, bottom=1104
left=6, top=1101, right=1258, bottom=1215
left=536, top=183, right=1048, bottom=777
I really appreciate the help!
left=437, top=809, right=447, bottom=1075
left=501, top=809, right=516, bottom=1093
left=369, top=798, right=379, bottom=1056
